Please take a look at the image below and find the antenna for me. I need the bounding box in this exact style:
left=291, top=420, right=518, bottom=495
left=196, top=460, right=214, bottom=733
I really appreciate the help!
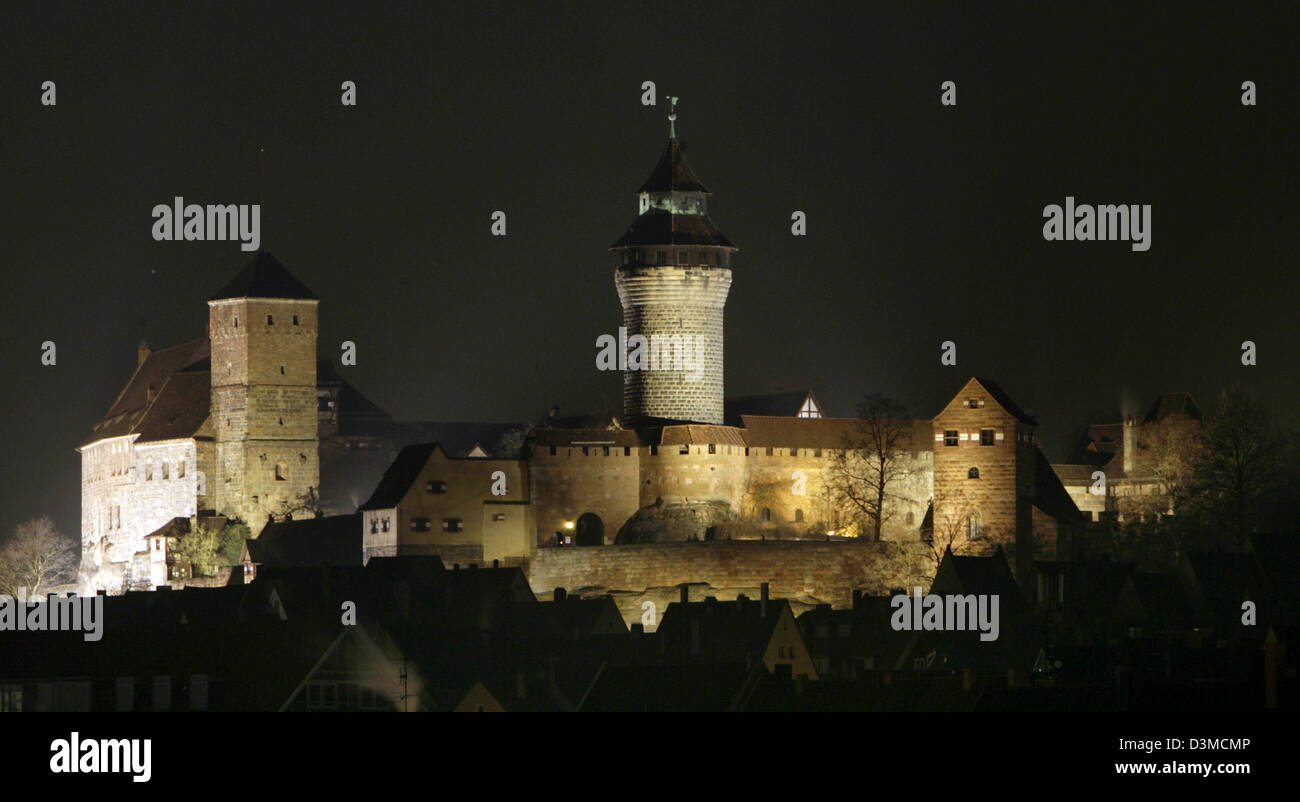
left=668, top=96, right=679, bottom=139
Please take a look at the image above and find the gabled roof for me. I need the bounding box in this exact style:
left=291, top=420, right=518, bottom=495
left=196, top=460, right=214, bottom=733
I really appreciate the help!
left=83, top=338, right=210, bottom=446
left=247, top=514, right=363, bottom=568
left=359, top=443, right=437, bottom=510
left=395, top=421, right=529, bottom=457
left=1144, top=392, right=1201, bottom=423
left=610, top=209, right=736, bottom=249
left=1032, top=448, right=1086, bottom=523
left=209, top=251, right=318, bottom=301
left=931, top=546, right=1025, bottom=613
left=657, top=596, right=791, bottom=664
left=637, top=138, right=710, bottom=194
left=970, top=377, right=1036, bottom=424
left=725, top=390, right=820, bottom=424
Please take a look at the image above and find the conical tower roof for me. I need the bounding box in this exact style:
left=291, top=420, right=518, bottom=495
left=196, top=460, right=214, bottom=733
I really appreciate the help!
left=636, top=138, right=711, bottom=194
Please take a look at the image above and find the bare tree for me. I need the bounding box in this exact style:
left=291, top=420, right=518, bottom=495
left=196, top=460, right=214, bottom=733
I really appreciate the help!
left=1120, top=414, right=1203, bottom=519
left=277, top=486, right=323, bottom=521
left=1185, top=386, right=1281, bottom=548
left=828, top=395, right=915, bottom=540
left=921, top=486, right=982, bottom=573
left=0, top=516, right=78, bottom=597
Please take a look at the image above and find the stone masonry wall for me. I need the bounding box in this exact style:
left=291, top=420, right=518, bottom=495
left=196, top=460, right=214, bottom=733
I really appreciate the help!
left=616, top=265, right=731, bottom=424
left=525, top=540, right=932, bottom=628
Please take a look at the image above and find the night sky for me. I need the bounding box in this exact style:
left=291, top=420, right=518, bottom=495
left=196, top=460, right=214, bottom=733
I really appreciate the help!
left=3, top=1, right=1296, bottom=541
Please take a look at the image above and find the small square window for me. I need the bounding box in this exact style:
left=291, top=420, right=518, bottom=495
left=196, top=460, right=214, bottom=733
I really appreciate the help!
left=602, top=446, right=610, bottom=456
left=293, top=314, right=300, bottom=325
left=980, top=429, right=995, bottom=446
left=765, top=447, right=774, bottom=456
left=650, top=445, right=659, bottom=456
left=549, top=446, right=557, bottom=456
left=442, top=518, right=463, bottom=533
left=267, top=315, right=274, bottom=325
left=411, top=517, right=431, bottom=532
left=944, top=430, right=959, bottom=446
left=708, top=444, right=716, bottom=454
left=426, top=480, right=447, bottom=493
left=679, top=445, right=689, bottom=455
left=491, top=513, right=506, bottom=522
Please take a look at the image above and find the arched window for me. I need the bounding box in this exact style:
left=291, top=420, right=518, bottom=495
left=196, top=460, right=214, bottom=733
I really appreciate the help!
left=795, top=509, right=804, bottom=522
left=761, top=507, right=772, bottom=522
left=968, top=466, right=980, bottom=479
left=275, top=464, right=286, bottom=481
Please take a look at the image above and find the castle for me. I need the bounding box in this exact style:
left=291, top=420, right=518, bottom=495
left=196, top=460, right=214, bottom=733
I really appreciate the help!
left=80, top=112, right=1086, bottom=597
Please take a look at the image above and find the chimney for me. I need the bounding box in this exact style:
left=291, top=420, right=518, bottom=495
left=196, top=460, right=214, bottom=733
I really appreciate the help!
left=137, top=340, right=151, bottom=367
left=760, top=582, right=769, bottom=618
left=554, top=587, right=567, bottom=602
left=1122, top=417, right=1136, bottom=474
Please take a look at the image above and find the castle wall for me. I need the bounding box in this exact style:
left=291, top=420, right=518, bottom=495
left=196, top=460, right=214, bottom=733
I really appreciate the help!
left=638, top=445, right=747, bottom=507
left=79, top=436, right=198, bottom=593
left=530, top=445, right=641, bottom=545
left=524, top=540, right=931, bottom=628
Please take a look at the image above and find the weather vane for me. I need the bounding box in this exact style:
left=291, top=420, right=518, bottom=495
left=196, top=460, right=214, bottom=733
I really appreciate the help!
left=669, top=96, right=679, bottom=139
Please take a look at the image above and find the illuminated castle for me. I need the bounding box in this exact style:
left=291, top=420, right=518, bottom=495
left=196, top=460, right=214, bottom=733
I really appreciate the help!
left=612, top=100, right=736, bottom=425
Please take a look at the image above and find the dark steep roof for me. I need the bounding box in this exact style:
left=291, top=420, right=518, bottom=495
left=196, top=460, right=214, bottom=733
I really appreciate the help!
left=637, top=138, right=710, bottom=194
left=247, top=514, right=362, bottom=568
left=972, top=377, right=1036, bottom=424
left=84, top=338, right=210, bottom=446
left=1144, top=392, right=1201, bottom=423
left=209, top=251, right=318, bottom=301
left=1032, top=447, right=1086, bottom=523
left=611, top=209, right=736, bottom=249
left=359, top=443, right=436, bottom=511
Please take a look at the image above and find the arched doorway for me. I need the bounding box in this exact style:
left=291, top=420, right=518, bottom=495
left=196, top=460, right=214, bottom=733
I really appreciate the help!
left=575, top=513, right=604, bottom=546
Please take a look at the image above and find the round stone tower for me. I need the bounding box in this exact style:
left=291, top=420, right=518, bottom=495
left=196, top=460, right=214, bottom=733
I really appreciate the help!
left=611, top=103, right=737, bottom=425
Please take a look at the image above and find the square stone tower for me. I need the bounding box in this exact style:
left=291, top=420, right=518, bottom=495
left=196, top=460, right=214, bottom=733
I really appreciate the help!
left=610, top=105, right=737, bottom=425
left=931, top=377, right=1037, bottom=572
left=207, top=252, right=320, bottom=527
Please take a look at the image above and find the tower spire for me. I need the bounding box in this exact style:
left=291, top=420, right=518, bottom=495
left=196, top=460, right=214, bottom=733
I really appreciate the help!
left=668, top=96, right=679, bottom=139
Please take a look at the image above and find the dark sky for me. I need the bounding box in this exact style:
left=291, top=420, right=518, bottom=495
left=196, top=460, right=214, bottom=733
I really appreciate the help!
left=3, top=1, right=1297, bottom=540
